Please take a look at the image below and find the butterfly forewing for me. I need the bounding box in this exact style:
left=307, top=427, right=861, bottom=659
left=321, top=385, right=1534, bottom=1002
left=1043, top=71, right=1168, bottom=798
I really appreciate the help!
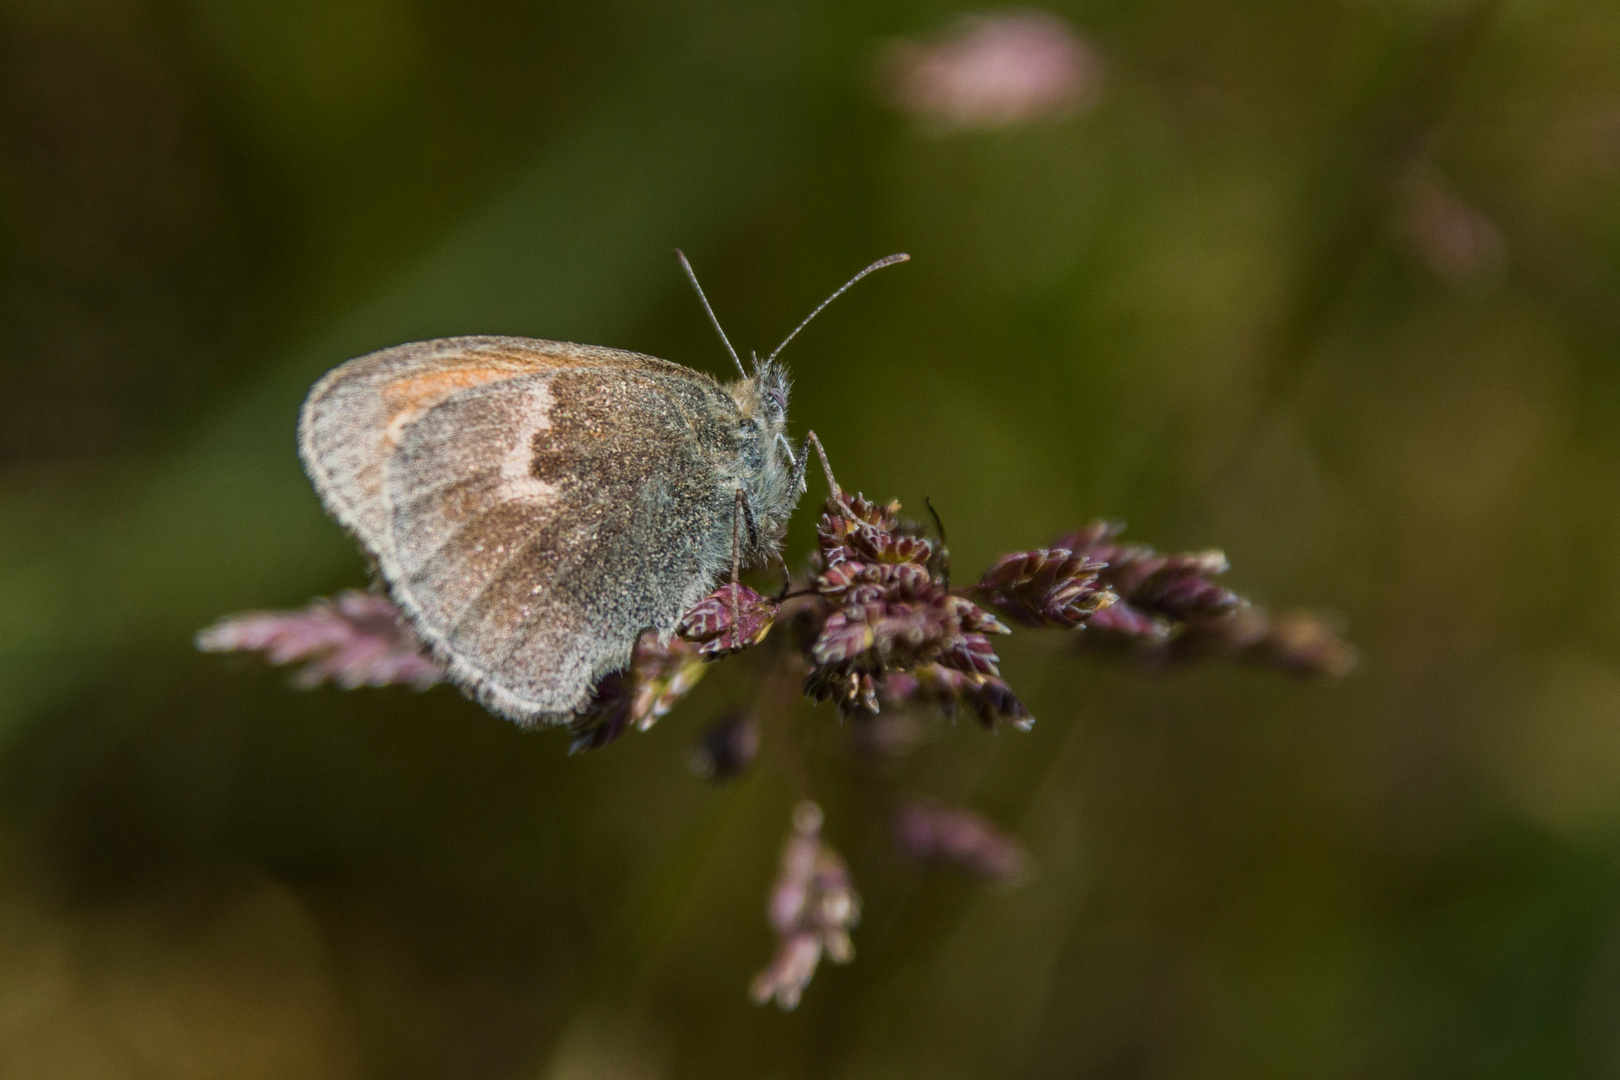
left=298, top=337, right=576, bottom=564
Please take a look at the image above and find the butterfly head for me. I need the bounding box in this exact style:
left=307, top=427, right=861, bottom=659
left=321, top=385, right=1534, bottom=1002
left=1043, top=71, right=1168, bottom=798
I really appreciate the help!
left=728, top=357, right=794, bottom=468
left=724, top=358, right=800, bottom=555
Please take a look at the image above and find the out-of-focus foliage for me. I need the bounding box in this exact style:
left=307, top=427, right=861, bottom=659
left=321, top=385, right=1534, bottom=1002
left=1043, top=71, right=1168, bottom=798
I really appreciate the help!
left=3, top=0, right=1620, bottom=1076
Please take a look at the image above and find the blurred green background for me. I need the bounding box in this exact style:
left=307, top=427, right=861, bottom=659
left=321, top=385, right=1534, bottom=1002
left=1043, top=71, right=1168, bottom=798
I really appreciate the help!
left=3, top=0, right=1620, bottom=1075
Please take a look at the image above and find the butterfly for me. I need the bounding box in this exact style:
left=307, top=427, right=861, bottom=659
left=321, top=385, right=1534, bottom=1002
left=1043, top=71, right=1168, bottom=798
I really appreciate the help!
left=297, top=251, right=906, bottom=725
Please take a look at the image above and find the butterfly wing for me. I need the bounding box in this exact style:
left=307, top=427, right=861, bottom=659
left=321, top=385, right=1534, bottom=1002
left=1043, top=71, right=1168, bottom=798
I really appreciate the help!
left=299, top=336, right=742, bottom=724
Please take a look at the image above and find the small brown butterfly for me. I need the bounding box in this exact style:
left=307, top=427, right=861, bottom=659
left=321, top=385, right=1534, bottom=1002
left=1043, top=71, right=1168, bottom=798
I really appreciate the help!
left=297, top=252, right=906, bottom=725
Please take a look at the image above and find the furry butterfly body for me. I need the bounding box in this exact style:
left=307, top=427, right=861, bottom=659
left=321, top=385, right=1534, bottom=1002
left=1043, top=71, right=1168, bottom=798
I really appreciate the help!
left=298, top=335, right=799, bottom=724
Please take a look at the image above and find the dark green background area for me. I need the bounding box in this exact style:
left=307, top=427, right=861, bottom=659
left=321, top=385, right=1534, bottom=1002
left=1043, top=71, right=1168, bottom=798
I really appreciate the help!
left=3, top=0, right=1620, bottom=1075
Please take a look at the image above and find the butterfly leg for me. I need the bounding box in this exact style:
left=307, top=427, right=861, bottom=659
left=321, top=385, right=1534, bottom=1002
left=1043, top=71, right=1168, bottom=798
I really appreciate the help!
left=800, top=431, right=841, bottom=497
left=772, top=550, right=794, bottom=601
left=740, top=494, right=760, bottom=552
left=787, top=435, right=810, bottom=495
left=925, top=496, right=951, bottom=591
left=730, top=487, right=745, bottom=650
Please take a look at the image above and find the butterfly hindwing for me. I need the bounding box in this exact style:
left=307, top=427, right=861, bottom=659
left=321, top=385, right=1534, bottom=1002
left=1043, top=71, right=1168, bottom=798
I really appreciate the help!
left=299, top=336, right=745, bottom=723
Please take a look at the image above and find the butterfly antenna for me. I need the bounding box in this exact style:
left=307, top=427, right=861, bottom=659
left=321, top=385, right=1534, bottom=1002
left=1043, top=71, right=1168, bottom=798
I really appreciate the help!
left=766, top=253, right=910, bottom=366
left=675, top=249, right=747, bottom=380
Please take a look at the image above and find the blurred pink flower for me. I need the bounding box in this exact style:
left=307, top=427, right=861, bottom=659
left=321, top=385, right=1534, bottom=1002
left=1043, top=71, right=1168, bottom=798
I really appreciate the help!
left=892, top=797, right=1028, bottom=882
left=750, top=802, right=860, bottom=1010
left=876, top=10, right=1102, bottom=131
left=1399, top=163, right=1508, bottom=286
left=195, top=589, right=443, bottom=691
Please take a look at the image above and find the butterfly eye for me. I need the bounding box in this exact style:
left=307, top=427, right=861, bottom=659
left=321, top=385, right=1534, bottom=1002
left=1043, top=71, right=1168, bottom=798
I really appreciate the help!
left=766, top=387, right=788, bottom=416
